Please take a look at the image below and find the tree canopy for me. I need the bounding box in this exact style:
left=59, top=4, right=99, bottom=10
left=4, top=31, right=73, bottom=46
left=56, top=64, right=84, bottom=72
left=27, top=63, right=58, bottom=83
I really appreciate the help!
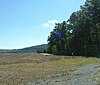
left=47, top=0, right=100, bottom=57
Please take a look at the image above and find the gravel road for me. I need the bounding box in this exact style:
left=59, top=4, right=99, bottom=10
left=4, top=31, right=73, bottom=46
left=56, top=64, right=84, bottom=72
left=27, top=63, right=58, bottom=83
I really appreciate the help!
left=28, top=64, right=100, bottom=85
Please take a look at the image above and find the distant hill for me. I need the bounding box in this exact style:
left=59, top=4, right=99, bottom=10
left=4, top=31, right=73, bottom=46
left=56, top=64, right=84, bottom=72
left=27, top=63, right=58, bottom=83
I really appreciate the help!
left=17, top=44, right=47, bottom=52
left=0, top=44, right=47, bottom=53
left=0, top=49, right=12, bottom=53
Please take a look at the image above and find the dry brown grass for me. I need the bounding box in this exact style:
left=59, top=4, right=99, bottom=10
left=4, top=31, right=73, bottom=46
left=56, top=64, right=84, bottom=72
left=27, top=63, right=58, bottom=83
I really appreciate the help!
left=0, top=53, right=100, bottom=85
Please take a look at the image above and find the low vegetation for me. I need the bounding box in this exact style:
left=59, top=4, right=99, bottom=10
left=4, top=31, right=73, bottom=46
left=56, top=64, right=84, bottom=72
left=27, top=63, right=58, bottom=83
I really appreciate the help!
left=0, top=53, right=100, bottom=85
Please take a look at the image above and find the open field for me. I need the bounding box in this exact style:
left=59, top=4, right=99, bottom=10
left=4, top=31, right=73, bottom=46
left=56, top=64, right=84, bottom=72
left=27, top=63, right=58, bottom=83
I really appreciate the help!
left=0, top=53, right=100, bottom=85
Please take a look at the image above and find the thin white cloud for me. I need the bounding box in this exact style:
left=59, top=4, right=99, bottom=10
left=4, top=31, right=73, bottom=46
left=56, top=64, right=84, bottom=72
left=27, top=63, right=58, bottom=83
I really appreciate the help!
left=43, top=23, right=52, bottom=28
left=42, top=19, right=58, bottom=28
left=48, top=20, right=58, bottom=25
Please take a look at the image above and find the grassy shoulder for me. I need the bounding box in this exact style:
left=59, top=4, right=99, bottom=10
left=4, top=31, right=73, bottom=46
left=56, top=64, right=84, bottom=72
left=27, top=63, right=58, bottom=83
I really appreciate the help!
left=0, top=53, right=100, bottom=85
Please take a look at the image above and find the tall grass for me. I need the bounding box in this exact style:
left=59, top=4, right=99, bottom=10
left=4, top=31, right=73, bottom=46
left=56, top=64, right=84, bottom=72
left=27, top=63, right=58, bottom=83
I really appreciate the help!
left=0, top=53, right=100, bottom=85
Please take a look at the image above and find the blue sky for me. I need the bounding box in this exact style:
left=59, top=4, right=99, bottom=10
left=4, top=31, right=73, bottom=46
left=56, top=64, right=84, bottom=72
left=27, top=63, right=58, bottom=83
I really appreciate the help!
left=0, top=0, right=86, bottom=49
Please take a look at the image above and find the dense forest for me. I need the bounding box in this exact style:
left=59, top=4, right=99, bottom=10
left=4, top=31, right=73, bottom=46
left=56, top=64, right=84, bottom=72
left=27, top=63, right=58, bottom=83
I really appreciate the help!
left=47, top=0, right=100, bottom=57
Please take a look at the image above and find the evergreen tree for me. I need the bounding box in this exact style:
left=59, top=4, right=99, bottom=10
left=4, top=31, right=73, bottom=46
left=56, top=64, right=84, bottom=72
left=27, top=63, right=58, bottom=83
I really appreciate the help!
left=47, top=0, right=100, bottom=57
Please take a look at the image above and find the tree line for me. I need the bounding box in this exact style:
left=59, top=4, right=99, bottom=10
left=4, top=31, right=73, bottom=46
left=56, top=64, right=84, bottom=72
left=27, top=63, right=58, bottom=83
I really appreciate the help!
left=47, top=0, right=100, bottom=57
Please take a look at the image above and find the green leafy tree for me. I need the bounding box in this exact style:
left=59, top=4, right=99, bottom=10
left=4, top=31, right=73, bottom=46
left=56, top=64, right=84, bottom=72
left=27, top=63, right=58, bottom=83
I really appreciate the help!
left=47, top=0, right=100, bottom=57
